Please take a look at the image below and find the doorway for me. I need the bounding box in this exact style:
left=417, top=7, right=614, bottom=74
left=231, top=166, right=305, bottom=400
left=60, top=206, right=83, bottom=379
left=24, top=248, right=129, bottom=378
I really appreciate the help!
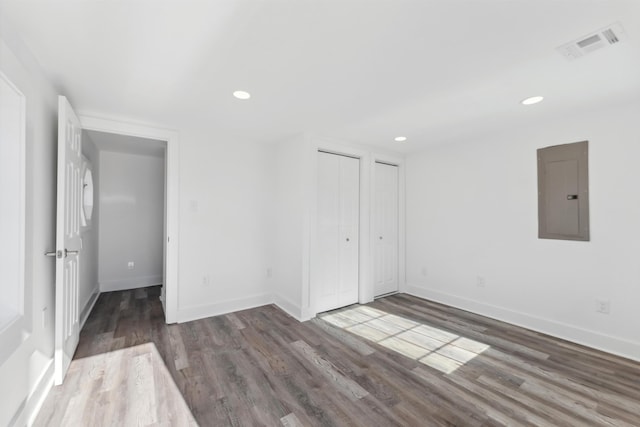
left=53, top=99, right=180, bottom=384
left=83, top=130, right=167, bottom=298
left=79, top=114, right=179, bottom=323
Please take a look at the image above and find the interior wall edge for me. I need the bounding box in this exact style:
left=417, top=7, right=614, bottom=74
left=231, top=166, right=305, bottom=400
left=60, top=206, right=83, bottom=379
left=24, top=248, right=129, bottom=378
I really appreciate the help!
left=272, top=293, right=304, bottom=322
left=404, top=284, right=640, bottom=362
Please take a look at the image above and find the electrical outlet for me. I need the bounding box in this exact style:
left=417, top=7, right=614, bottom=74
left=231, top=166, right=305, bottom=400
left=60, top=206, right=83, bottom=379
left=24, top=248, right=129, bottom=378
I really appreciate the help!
left=596, top=299, right=610, bottom=314
left=266, top=268, right=273, bottom=278
left=202, top=275, right=210, bottom=286
left=127, top=261, right=135, bottom=270
left=421, top=267, right=427, bottom=277
left=476, top=276, right=486, bottom=288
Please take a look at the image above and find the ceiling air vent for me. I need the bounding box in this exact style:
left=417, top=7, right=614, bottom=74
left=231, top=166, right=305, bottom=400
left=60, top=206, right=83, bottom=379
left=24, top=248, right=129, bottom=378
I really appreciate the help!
left=557, top=22, right=626, bottom=61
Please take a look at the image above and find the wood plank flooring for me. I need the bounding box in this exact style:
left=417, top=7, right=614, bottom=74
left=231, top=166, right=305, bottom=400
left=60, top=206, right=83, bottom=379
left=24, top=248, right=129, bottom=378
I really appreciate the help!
left=35, top=342, right=196, bottom=426
left=35, top=287, right=640, bottom=426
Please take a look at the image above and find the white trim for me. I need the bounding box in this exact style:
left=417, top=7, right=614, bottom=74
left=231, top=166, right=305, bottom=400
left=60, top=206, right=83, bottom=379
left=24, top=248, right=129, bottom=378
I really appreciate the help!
left=398, top=161, right=407, bottom=294
left=177, top=293, right=272, bottom=324
left=99, top=276, right=163, bottom=293
left=370, top=152, right=406, bottom=296
left=272, top=293, right=304, bottom=321
left=26, top=360, right=54, bottom=427
left=0, top=71, right=27, bottom=365
left=79, top=289, right=100, bottom=330
left=0, top=317, right=27, bottom=370
left=306, top=135, right=372, bottom=318
left=405, top=284, right=640, bottom=362
left=9, top=359, right=54, bottom=427
left=78, top=114, right=180, bottom=323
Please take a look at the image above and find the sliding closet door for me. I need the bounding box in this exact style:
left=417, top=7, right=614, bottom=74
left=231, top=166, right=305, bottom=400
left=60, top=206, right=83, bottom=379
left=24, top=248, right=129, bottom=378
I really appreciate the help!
left=316, top=151, right=360, bottom=313
left=374, top=162, right=399, bottom=297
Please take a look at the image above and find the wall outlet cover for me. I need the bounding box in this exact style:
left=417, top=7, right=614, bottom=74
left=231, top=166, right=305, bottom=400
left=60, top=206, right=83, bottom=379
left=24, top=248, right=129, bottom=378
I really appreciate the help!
left=476, top=276, right=486, bottom=287
left=596, top=299, right=610, bottom=314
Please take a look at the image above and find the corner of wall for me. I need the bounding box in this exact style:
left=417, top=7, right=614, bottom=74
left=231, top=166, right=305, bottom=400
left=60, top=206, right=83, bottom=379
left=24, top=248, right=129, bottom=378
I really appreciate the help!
left=272, top=293, right=304, bottom=321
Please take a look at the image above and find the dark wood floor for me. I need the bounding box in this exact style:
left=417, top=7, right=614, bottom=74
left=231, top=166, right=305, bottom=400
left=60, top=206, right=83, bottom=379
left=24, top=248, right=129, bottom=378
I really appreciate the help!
left=35, top=286, right=640, bottom=426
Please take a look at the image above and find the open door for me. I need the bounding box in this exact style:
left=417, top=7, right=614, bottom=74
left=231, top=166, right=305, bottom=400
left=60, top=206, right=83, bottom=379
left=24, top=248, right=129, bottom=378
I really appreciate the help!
left=54, top=96, right=83, bottom=385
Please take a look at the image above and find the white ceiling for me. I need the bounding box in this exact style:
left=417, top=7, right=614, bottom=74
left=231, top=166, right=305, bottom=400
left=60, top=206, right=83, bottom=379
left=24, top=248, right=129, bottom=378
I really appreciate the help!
left=2, top=0, right=640, bottom=152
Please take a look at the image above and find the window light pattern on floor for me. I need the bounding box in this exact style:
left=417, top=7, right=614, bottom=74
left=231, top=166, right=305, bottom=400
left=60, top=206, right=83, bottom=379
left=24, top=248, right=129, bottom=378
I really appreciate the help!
left=319, top=306, right=489, bottom=374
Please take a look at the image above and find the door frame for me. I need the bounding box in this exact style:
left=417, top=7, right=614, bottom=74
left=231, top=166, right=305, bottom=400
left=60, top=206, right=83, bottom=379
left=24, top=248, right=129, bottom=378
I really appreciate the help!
left=78, top=114, right=180, bottom=323
left=307, top=138, right=370, bottom=318
left=371, top=153, right=406, bottom=297
left=314, top=150, right=362, bottom=313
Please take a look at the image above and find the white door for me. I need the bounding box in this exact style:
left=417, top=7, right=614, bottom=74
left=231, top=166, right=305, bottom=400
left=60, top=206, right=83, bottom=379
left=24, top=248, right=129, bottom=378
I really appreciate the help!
left=374, top=162, right=399, bottom=297
left=54, top=96, right=83, bottom=385
left=316, top=152, right=360, bottom=312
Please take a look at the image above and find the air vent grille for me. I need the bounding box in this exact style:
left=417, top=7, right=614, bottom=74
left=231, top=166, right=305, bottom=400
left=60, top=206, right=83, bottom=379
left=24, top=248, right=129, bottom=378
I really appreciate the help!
left=602, top=29, right=619, bottom=44
left=557, top=22, right=626, bottom=61
left=577, top=34, right=601, bottom=49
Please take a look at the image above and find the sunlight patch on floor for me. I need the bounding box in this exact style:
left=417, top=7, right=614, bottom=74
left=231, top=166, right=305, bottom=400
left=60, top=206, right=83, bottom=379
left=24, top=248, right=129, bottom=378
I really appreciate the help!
left=320, top=306, right=490, bottom=374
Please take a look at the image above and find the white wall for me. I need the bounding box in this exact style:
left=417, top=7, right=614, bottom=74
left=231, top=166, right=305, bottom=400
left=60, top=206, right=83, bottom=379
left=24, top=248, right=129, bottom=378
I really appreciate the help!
left=0, top=72, right=24, bottom=326
left=0, top=35, right=58, bottom=426
left=175, top=130, right=273, bottom=322
left=405, top=100, right=640, bottom=361
left=270, top=134, right=308, bottom=319
left=269, top=134, right=405, bottom=320
left=98, top=150, right=164, bottom=292
left=78, top=132, right=100, bottom=318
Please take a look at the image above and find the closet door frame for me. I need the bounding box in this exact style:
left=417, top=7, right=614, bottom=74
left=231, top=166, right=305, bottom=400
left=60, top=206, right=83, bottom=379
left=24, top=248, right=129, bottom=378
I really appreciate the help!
left=373, top=161, right=399, bottom=296
left=315, top=151, right=360, bottom=312
left=304, top=135, right=406, bottom=319
left=371, top=154, right=406, bottom=299
left=307, top=139, right=370, bottom=318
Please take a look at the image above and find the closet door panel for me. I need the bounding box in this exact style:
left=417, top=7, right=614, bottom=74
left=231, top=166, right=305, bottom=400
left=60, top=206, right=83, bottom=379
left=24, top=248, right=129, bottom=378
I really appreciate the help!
left=338, top=155, right=360, bottom=306
left=374, top=162, right=398, bottom=297
left=316, top=152, right=341, bottom=310
left=315, top=152, right=360, bottom=312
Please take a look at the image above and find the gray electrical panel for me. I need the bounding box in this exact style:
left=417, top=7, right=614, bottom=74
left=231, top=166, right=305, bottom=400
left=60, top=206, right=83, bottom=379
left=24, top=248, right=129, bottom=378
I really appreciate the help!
left=537, top=141, right=589, bottom=241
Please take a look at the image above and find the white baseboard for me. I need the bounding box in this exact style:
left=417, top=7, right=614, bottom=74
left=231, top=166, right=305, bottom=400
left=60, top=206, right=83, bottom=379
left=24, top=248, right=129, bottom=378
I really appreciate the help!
left=9, top=359, right=54, bottom=427
left=159, top=286, right=166, bottom=315
left=272, top=293, right=304, bottom=321
left=300, top=307, right=315, bottom=322
left=99, top=275, right=162, bottom=292
left=79, top=288, right=100, bottom=329
left=26, top=360, right=54, bottom=427
left=405, top=284, right=640, bottom=362
left=177, top=293, right=272, bottom=324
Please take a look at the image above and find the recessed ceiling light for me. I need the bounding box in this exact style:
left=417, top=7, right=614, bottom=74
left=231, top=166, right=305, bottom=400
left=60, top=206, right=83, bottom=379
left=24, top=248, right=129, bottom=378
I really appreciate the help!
left=233, top=90, right=251, bottom=100
left=521, top=96, right=544, bottom=105
left=394, top=136, right=407, bottom=142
